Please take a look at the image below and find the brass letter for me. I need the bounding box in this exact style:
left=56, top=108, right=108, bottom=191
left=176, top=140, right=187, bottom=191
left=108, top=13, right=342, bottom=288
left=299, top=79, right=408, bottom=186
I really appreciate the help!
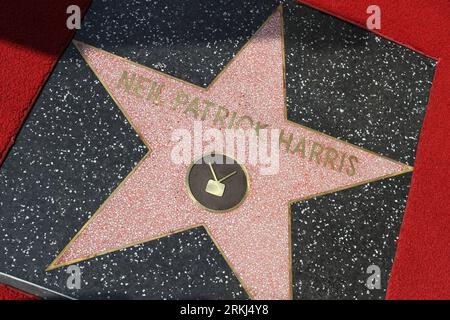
left=309, top=142, right=324, bottom=165
left=323, top=147, right=339, bottom=170
left=346, top=155, right=359, bottom=176
left=173, top=91, right=189, bottom=110
left=279, top=129, right=293, bottom=152
left=117, top=70, right=135, bottom=93
left=184, top=97, right=200, bottom=119
left=213, top=106, right=230, bottom=129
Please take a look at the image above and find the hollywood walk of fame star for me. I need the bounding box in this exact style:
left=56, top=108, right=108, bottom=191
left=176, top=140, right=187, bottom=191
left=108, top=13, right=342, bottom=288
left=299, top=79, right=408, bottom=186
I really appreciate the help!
left=46, top=7, right=411, bottom=299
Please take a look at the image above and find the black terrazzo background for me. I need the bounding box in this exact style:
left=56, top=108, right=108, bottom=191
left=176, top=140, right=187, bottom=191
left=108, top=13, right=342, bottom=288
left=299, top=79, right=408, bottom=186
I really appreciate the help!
left=284, top=4, right=435, bottom=165
left=76, top=0, right=280, bottom=87
left=292, top=174, right=412, bottom=300
left=0, top=0, right=435, bottom=299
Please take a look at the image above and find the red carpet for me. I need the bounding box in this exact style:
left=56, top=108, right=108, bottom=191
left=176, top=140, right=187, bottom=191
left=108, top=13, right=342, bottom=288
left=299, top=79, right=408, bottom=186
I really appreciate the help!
left=0, top=285, right=38, bottom=300
left=0, top=0, right=448, bottom=299
left=0, top=0, right=91, bottom=164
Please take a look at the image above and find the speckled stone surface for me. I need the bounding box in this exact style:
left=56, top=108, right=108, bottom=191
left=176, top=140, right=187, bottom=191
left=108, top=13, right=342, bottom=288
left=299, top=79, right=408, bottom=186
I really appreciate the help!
left=292, top=173, right=412, bottom=300
left=0, top=0, right=435, bottom=299
left=76, top=0, right=280, bottom=87
left=284, top=4, right=435, bottom=165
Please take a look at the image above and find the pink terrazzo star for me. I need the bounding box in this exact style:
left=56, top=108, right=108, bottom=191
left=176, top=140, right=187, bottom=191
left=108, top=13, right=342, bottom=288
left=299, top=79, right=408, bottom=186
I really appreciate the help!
left=48, top=9, right=411, bottom=299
